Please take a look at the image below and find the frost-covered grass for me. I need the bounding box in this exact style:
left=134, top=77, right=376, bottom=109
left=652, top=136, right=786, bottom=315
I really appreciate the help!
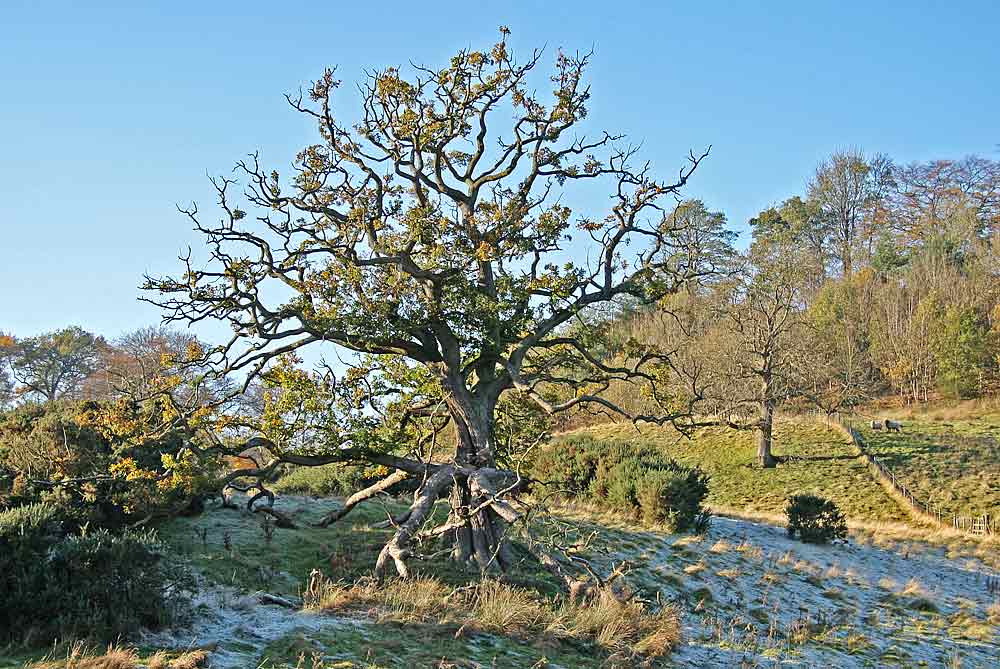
left=560, top=418, right=909, bottom=522
left=156, top=494, right=561, bottom=597
left=552, top=506, right=1000, bottom=668
left=136, top=495, right=671, bottom=668
left=4, top=493, right=998, bottom=669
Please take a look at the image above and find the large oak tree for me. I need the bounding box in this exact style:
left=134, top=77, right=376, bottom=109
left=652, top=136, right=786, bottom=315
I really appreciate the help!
left=144, top=32, right=728, bottom=577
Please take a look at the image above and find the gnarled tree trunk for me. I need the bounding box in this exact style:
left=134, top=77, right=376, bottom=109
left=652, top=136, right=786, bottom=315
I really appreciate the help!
left=374, top=393, right=522, bottom=578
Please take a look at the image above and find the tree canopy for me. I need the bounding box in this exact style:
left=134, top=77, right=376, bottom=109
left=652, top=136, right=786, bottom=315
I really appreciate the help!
left=0, top=327, right=104, bottom=402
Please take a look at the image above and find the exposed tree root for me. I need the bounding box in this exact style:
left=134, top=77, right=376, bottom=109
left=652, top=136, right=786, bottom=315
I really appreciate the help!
left=375, top=466, right=456, bottom=578
left=339, top=463, right=528, bottom=578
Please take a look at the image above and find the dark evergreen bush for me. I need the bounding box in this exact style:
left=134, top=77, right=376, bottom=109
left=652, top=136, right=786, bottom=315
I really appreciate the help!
left=785, top=494, right=848, bottom=544
left=530, top=436, right=710, bottom=532
left=528, top=435, right=603, bottom=496
left=0, top=502, right=191, bottom=645
left=636, top=468, right=712, bottom=533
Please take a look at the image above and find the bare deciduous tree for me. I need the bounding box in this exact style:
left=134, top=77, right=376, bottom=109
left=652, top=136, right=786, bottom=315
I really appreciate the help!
left=809, top=150, right=894, bottom=277
left=892, top=155, right=1000, bottom=242
left=700, top=238, right=814, bottom=468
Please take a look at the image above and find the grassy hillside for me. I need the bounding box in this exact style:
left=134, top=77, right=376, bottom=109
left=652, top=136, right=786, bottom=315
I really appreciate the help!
left=5, top=410, right=998, bottom=668
left=854, top=407, right=1000, bottom=519
left=560, top=418, right=911, bottom=524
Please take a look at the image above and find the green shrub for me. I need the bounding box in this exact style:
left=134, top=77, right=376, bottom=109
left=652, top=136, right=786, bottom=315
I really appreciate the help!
left=785, top=494, right=847, bottom=544
left=0, top=500, right=59, bottom=536
left=528, top=435, right=602, bottom=495
left=636, top=468, right=712, bottom=533
left=274, top=462, right=387, bottom=496
left=531, top=437, right=710, bottom=532
left=0, top=503, right=190, bottom=645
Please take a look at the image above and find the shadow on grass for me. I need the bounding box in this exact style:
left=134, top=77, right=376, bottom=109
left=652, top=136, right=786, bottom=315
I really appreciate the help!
left=255, top=618, right=611, bottom=669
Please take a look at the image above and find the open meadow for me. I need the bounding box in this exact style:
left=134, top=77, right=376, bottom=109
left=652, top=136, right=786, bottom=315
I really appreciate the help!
left=561, top=418, right=912, bottom=523
left=853, top=405, right=1000, bottom=520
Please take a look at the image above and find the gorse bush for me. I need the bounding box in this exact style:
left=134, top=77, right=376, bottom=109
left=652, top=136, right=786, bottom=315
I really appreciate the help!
left=0, top=401, right=116, bottom=523
left=785, top=493, right=848, bottom=544
left=0, top=502, right=191, bottom=646
left=0, top=400, right=216, bottom=527
left=531, top=436, right=710, bottom=532
left=0, top=499, right=59, bottom=535
left=44, top=528, right=192, bottom=637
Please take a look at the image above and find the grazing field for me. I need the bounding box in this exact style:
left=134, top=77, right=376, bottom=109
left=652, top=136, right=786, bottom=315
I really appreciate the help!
left=560, top=418, right=911, bottom=524
left=854, top=408, right=1000, bottom=519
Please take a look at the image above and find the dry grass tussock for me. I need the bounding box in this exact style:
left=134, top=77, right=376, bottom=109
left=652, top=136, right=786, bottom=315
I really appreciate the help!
left=900, top=577, right=929, bottom=598
left=303, top=576, right=681, bottom=660
left=25, top=644, right=209, bottom=669
left=28, top=644, right=141, bottom=669
left=708, top=539, right=732, bottom=553
left=154, top=650, right=209, bottom=669
left=735, top=540, right=764, bottom=560
left=948, top=611, right=996, bottom=641
left=683, top=561, right=706, bottom=575
left=987, top=601, right=1000, bottom=625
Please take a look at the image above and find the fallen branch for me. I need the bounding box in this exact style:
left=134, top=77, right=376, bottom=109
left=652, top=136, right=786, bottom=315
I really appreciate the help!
left=315, top=470, right=410, bottom=527
left=258, top=592, right=301, bottom=609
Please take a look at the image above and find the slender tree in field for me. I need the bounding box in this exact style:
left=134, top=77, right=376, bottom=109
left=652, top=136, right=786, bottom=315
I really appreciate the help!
left=722, top=256, right=809, bottom=468
left=144, top=31, right=729, bottom=576
left=696, top=224, right=815, bottom=469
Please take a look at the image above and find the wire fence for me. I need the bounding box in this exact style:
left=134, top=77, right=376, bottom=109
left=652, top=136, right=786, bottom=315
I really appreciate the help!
left=821, top=413, right=995, bottom=537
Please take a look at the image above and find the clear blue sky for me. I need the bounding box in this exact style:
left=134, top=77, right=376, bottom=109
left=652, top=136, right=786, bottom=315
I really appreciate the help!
left=2, top=1, right=998, bottom=343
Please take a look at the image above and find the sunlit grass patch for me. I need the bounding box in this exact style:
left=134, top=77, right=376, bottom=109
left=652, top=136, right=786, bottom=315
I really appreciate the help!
left=558, top=417, right=908, bottom=523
